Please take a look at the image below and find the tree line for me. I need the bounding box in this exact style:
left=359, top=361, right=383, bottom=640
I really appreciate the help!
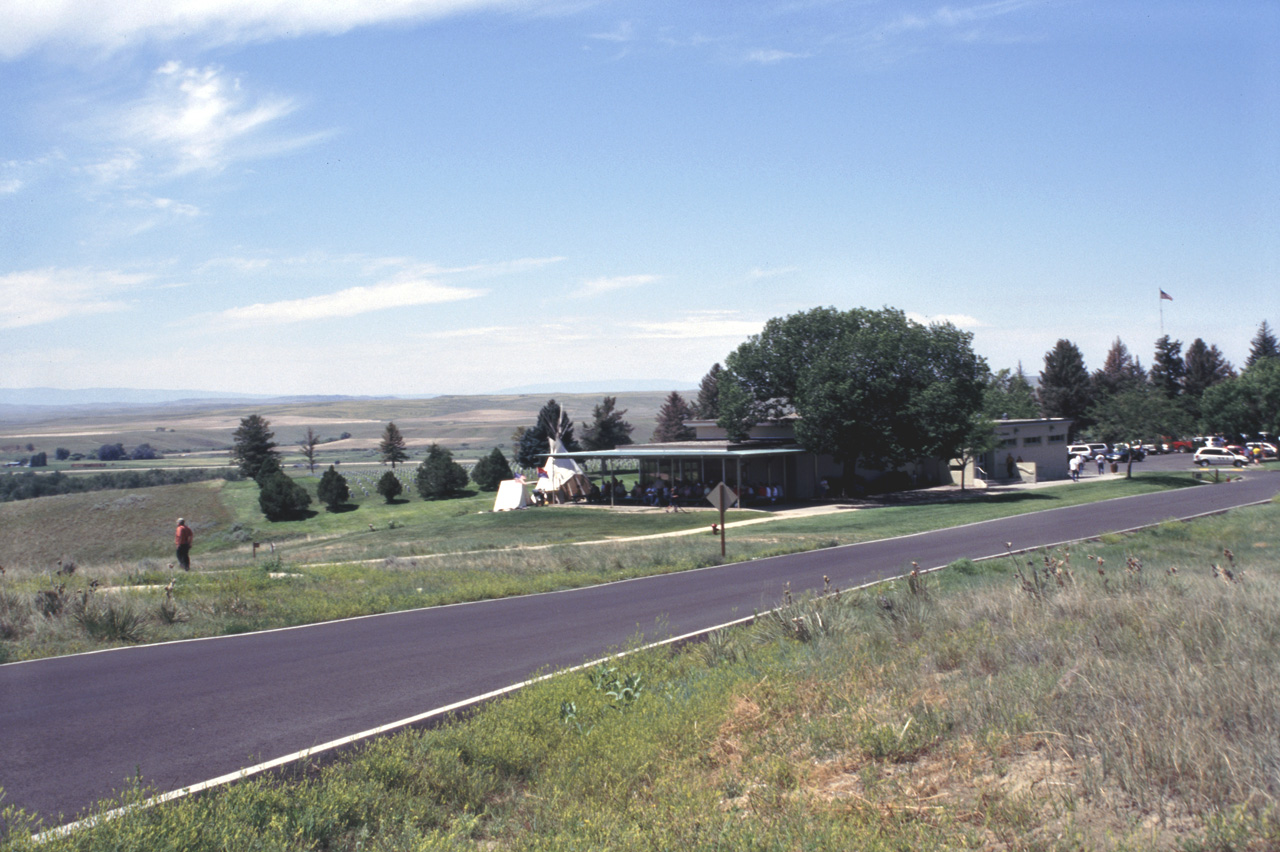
left=0, top=467, right=243, bottom=503
left=1035, top=320, right=1279, bottom=444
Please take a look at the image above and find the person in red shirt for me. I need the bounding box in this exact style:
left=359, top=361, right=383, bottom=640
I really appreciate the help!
left=175, top=518, right=194, bottom=571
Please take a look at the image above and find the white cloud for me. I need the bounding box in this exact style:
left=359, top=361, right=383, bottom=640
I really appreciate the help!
left=747, top=265, right=799, bottom=279
left=744, top=48, right=809, bottom=64
left=589, top=21, right=635, bottom=43
left=106, top=61, right=323, bottom=175
left=905, top=311, right=985, bottom=329
left=879, top=0, right=1042, bottom=39
left=0, top=267, right=152, bottom=329
left=629, top=311, right=764, bottom=340
left=216, top=274, right=483, bottom=325
left=0, top=0, right=564, bottom=59
left=573, top=274, right=659, bottom=298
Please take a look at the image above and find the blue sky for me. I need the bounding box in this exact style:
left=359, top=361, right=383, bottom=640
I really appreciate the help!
left=2, top=0, right=1277, bottom=396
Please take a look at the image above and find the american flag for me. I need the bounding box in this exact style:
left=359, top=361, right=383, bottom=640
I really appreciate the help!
left=1160, top=289, right=1173, bottom=301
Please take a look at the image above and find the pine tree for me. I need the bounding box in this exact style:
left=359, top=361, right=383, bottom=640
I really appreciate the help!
left=471, top=447, right=514, bottom=491
left=580, top=396, right=635, bottom=451
left=416, top=444, right=470, bottom=499
left=317, top=465, right=350, bottom=511
left=231, top=414, right=279, bottom=480
left=379, top=422, right=410, bottom=468
left=376, top=470, right=403, bottom=503
left=982, top=365, right=1039, bottom=420
left=1182, top=338, right=1234, bottom=400
left=1149, top=335, right=1186, bottom=399
left=1246, top=320, right=1279, bottom=368
left=1092, top=338, right=1145, bottom=398
left=515, top=399, right=581, bottom=469
left=258, top=470, right=311, bottom=520
left=694, top=363, right=723, bottom=419
left=298, top=427, right=321, bottom=474
left=653, top=391, right=696, bottom=442
left=1037, top=340, right=1093, bottom=437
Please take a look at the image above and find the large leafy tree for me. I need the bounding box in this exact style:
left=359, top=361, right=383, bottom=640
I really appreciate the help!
left=1246, top=320, right=1278, bottom=368
left=653, top=391, right=696, bottom=442
left=1089, top=386, right=1192, bottom=477
left=379, top=422, right=410, bottom=468
left=231, top=414, right=279, bottom=480
left=580, top=396, right=635, bottom=451
left=317, top=465, right=350, bottom=510
left=1037, top=339, right=1093, bottom=437
left=693, top=363, right=723, bottom=420
left=1200, top=357, right=1280, bottom=439
left=515, top=399, right=581, bottom=469
left=1149, top=335, right=1186, bottom=400
left=1092, top=338, right=1145, bottom=399
left=470, top=447, right=514, bottom=491
left=416, top=444, right=470, bottom=499
left=981, top=365, right=1040, bottom=420
left=719, top=306, right=985, bottom=471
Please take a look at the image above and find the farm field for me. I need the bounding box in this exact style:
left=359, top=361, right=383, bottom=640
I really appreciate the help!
left=4, top=497, right=1276, bottom=851
left=0, top=391, right=684, bottom=467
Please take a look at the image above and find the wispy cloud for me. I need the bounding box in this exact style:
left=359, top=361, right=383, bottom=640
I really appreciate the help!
left=589, top=21, right=636, bottom=43
left=217, top=274, right=483, bottom=325
left=0, top=267, right=152, bottom=329
left=877, top=0, right=1043, bottom=41
left=573, top=274, right=660, bottom=298
left=744, top=48, right=810, bottom=64
left=747, top=265, right=800, bottom=279
left=0, top=0, right=565, bottom=59
left=630, top=311, right=764, bottom=340
left=105, top=62, right=325, bottom=175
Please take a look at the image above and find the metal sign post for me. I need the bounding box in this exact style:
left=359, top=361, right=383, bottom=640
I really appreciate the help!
left=707, top=482, right=738, bottom=557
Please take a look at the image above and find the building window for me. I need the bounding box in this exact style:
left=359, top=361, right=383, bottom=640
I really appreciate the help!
left=998, top=438, right=1017, bottom=449
left=1022, top=436, right=1042, bottom=446
left=1048, top=434, right=1065, bottom=443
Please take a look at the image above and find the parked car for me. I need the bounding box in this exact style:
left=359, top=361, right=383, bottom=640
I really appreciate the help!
left=1107, top=443, right=1145, bottom=462
left=1245, top=442, right=1277, bottom=459
left=1163, top=439, right=1194, bottom=453
left=1193, top=447, right=1249, bottom=467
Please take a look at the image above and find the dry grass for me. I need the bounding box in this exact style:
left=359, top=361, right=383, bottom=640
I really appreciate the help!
left=0, top=480, right=232, bottom=570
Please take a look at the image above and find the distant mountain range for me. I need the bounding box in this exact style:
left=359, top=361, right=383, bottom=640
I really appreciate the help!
left=493, top=380, right=694, bottom=395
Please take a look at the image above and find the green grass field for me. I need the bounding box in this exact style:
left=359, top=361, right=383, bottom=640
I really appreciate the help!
left=0, top=470, right=1215, bottom=664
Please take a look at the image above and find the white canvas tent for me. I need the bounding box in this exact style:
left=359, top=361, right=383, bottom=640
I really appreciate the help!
left=492, top=478, right=530, bottom=511
left=535, top=438, right=591, bottom=501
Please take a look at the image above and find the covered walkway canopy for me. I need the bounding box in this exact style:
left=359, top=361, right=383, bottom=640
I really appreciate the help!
left=548, top=441, right=815, bottom=505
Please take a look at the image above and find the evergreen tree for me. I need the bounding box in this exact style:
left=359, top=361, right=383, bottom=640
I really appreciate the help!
left=653, top=391, right=697, bottom=442
left=1092, top=338, right=1145, bottom=398
left=1149, top=335, right=1186, bottom=400
left=580, top=396, right=635, bottom=451
left=258, top=470, right=312, bottom=520
left=298, top=427, right=321, bottom=474
left=317, top=465, right=350, bottom=510
left=694, top=363, right=723, bottom=419
left=515, top=399, right=581, bottom=469
left=470, top=447, right=514, bottom=491
left=29, top=451, right=48, bottom=467
left=231, top=414, right=279, bottom=480
left=1037, top=339, right=1093, bottom=437
left=416, top=444, right=470, bottom=499
left=379, top=422, right=410, bottom=468
left=1182, top=338, right=1234, bottom=419
left=376, top=470, right=403, bottom=503
left=1246, top=320, right=1279, bottom=368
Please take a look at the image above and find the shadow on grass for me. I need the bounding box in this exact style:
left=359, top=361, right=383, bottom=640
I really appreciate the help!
left=326, top=503, right=361, bottom=513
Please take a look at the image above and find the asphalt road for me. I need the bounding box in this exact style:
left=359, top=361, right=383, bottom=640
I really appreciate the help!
left=2, top=470, right=1277, bottom=828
